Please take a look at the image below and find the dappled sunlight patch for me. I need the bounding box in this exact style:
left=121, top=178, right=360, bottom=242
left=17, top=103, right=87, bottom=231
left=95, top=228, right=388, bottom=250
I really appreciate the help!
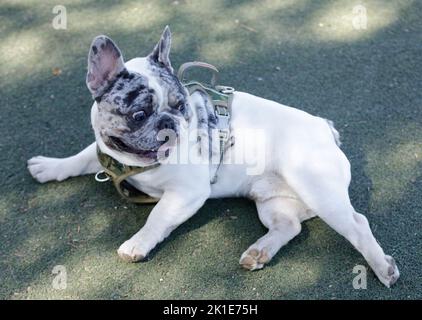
left=81, top=211, right=114, bottom=238
left=365, top=123, right=422, bottom=211
left=1, top=0, right=88, bottom=5
left=278, top=256, right=323, bottom=289
left=68, top=2, right=168, bottom=34
left=0, top=31, right=76, bottom=87
left=199, top=39, right=240, bottom=65
left=308, top=0, right=412, bottom=42
left=237, top=254, right=323, bottom=299
left=0, top=1, right=171, bottom=88
left=236, top=0, right=310, bottom=21
left=26, top=181, right=81, bottom=209
left=0, top=194, right=19, bottom=223
left=114, top=2, right=169, bottom=32
left=0, top=30, right=47, bottom=73
left=180, top=0, right=304, bottom=62
left=10, top=231, right=59, bottom=269
left=0, top=188, right=47, bottom=222
left=9, top=247, right=130, bottom=299
left=12, top=232, right=201, bottom=299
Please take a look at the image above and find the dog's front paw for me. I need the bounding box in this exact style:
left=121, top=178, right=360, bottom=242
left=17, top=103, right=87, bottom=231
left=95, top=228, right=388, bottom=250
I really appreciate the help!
left=117, top=239, right=147, bottom=263
left=375, top=255, right=400, bottom=288
left=27, top=156, right=69, bottom=183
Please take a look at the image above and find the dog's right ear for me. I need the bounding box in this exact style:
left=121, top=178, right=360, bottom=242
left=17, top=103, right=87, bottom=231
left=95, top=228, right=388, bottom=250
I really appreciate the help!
left=86, top=35, right=125, bottom=99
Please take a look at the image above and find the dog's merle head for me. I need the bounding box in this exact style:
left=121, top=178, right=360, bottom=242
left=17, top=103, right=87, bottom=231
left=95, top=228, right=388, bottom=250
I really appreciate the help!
left=86, top=26, right=189, bottom=162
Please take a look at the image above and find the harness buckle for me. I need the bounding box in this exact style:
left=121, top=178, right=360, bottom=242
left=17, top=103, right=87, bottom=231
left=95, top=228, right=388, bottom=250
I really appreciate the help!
left=95, top=170, right=111, bottom=182
left=219, top=129, right=230, bottom=142
left=215, top=104, right=230, bottom=144
left=215, top=105, right=229, bottom=117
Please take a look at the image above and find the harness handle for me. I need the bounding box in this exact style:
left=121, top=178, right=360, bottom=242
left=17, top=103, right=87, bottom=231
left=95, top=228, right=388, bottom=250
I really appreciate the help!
left=177, top=62, right=219, bottom=88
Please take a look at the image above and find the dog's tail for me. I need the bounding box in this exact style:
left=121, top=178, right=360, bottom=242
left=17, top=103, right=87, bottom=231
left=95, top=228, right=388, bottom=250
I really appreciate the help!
left=325, top=119, right=341, bottom=147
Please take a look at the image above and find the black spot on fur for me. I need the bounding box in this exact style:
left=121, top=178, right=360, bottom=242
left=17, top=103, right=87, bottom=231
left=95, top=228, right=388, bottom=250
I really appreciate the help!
left=123, top=89, right=138, bottom=106
left=123, top=84, right=148, bottom=106
left=208, top=113, right=217, bottom=126
left=104, top=38, right=121, bottom=57
left=100, top=76, right=119, bottom=98
left=92, top=45, right=97, bottom=54
left=117, top=69, right=130, bottom=78
left=121, top=71, right=134, bottom=80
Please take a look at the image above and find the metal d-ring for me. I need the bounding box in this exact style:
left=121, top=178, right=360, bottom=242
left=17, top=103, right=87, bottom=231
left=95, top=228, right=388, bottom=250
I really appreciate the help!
left=95, top=170, right=110, bottom=182
left=216, top=85, right=235, bottom=94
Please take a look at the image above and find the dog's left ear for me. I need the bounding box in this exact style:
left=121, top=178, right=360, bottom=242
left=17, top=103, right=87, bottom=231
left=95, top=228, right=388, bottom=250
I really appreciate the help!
left=148, top=26, right=173, bottom=72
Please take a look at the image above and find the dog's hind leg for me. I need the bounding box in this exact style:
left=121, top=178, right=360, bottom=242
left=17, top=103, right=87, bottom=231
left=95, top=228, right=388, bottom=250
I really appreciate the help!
left=283, top=148, right=400, bottom=287
left=239, top=196, right=306, bottom=271
left=27, top=142, right=101, bottom=183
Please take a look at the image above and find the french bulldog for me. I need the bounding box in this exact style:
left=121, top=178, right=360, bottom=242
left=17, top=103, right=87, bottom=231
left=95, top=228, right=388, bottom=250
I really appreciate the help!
left=27, top=26, right=399, bottom=287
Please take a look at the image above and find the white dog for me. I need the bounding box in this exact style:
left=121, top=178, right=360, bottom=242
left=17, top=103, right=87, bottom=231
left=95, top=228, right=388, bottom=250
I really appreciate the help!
left=27, top=26, right=399, bottom=287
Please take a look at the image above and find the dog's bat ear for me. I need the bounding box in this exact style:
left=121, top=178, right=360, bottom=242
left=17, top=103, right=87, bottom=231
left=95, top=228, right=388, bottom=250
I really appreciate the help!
left=148, top=25, right=173, bottom=72
left=86, top=35, right=125, bottom=99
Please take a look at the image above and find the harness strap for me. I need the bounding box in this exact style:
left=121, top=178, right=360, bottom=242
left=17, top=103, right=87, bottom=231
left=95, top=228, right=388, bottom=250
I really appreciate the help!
left=183, top=81, right=233, bottom=184
left=96, top=147, right=160, bottom=203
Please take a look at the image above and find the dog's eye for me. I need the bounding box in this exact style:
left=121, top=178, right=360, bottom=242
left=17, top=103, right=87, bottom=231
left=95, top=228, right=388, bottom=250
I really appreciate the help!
left=132, top=111, right=146, bottom=121
left=176, top=103, right=185, bottom=113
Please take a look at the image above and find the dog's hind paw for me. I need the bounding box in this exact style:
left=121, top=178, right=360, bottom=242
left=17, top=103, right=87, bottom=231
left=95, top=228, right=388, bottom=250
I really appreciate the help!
left=376, top=255, right=400, bottom=288
left=239, top=248, right=270, bottom=271
left=117, top=239, right=146, bottom=263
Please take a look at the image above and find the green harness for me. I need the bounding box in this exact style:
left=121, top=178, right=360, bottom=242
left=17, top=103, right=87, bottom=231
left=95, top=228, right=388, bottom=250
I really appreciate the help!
left=95, top=62, right=234, bottom=204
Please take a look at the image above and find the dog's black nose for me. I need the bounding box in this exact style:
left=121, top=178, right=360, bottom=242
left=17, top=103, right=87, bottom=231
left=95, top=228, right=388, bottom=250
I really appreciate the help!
left=157, top=115, right=176, bottom=132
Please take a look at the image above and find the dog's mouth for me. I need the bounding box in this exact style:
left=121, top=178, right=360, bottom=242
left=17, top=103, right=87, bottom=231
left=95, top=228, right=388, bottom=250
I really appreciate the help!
left=107, top=136, right=159, bottom=159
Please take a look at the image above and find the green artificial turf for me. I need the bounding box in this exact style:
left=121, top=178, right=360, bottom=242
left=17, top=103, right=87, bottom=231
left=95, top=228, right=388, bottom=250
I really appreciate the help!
left=0, top=0, right=421, bottom=299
